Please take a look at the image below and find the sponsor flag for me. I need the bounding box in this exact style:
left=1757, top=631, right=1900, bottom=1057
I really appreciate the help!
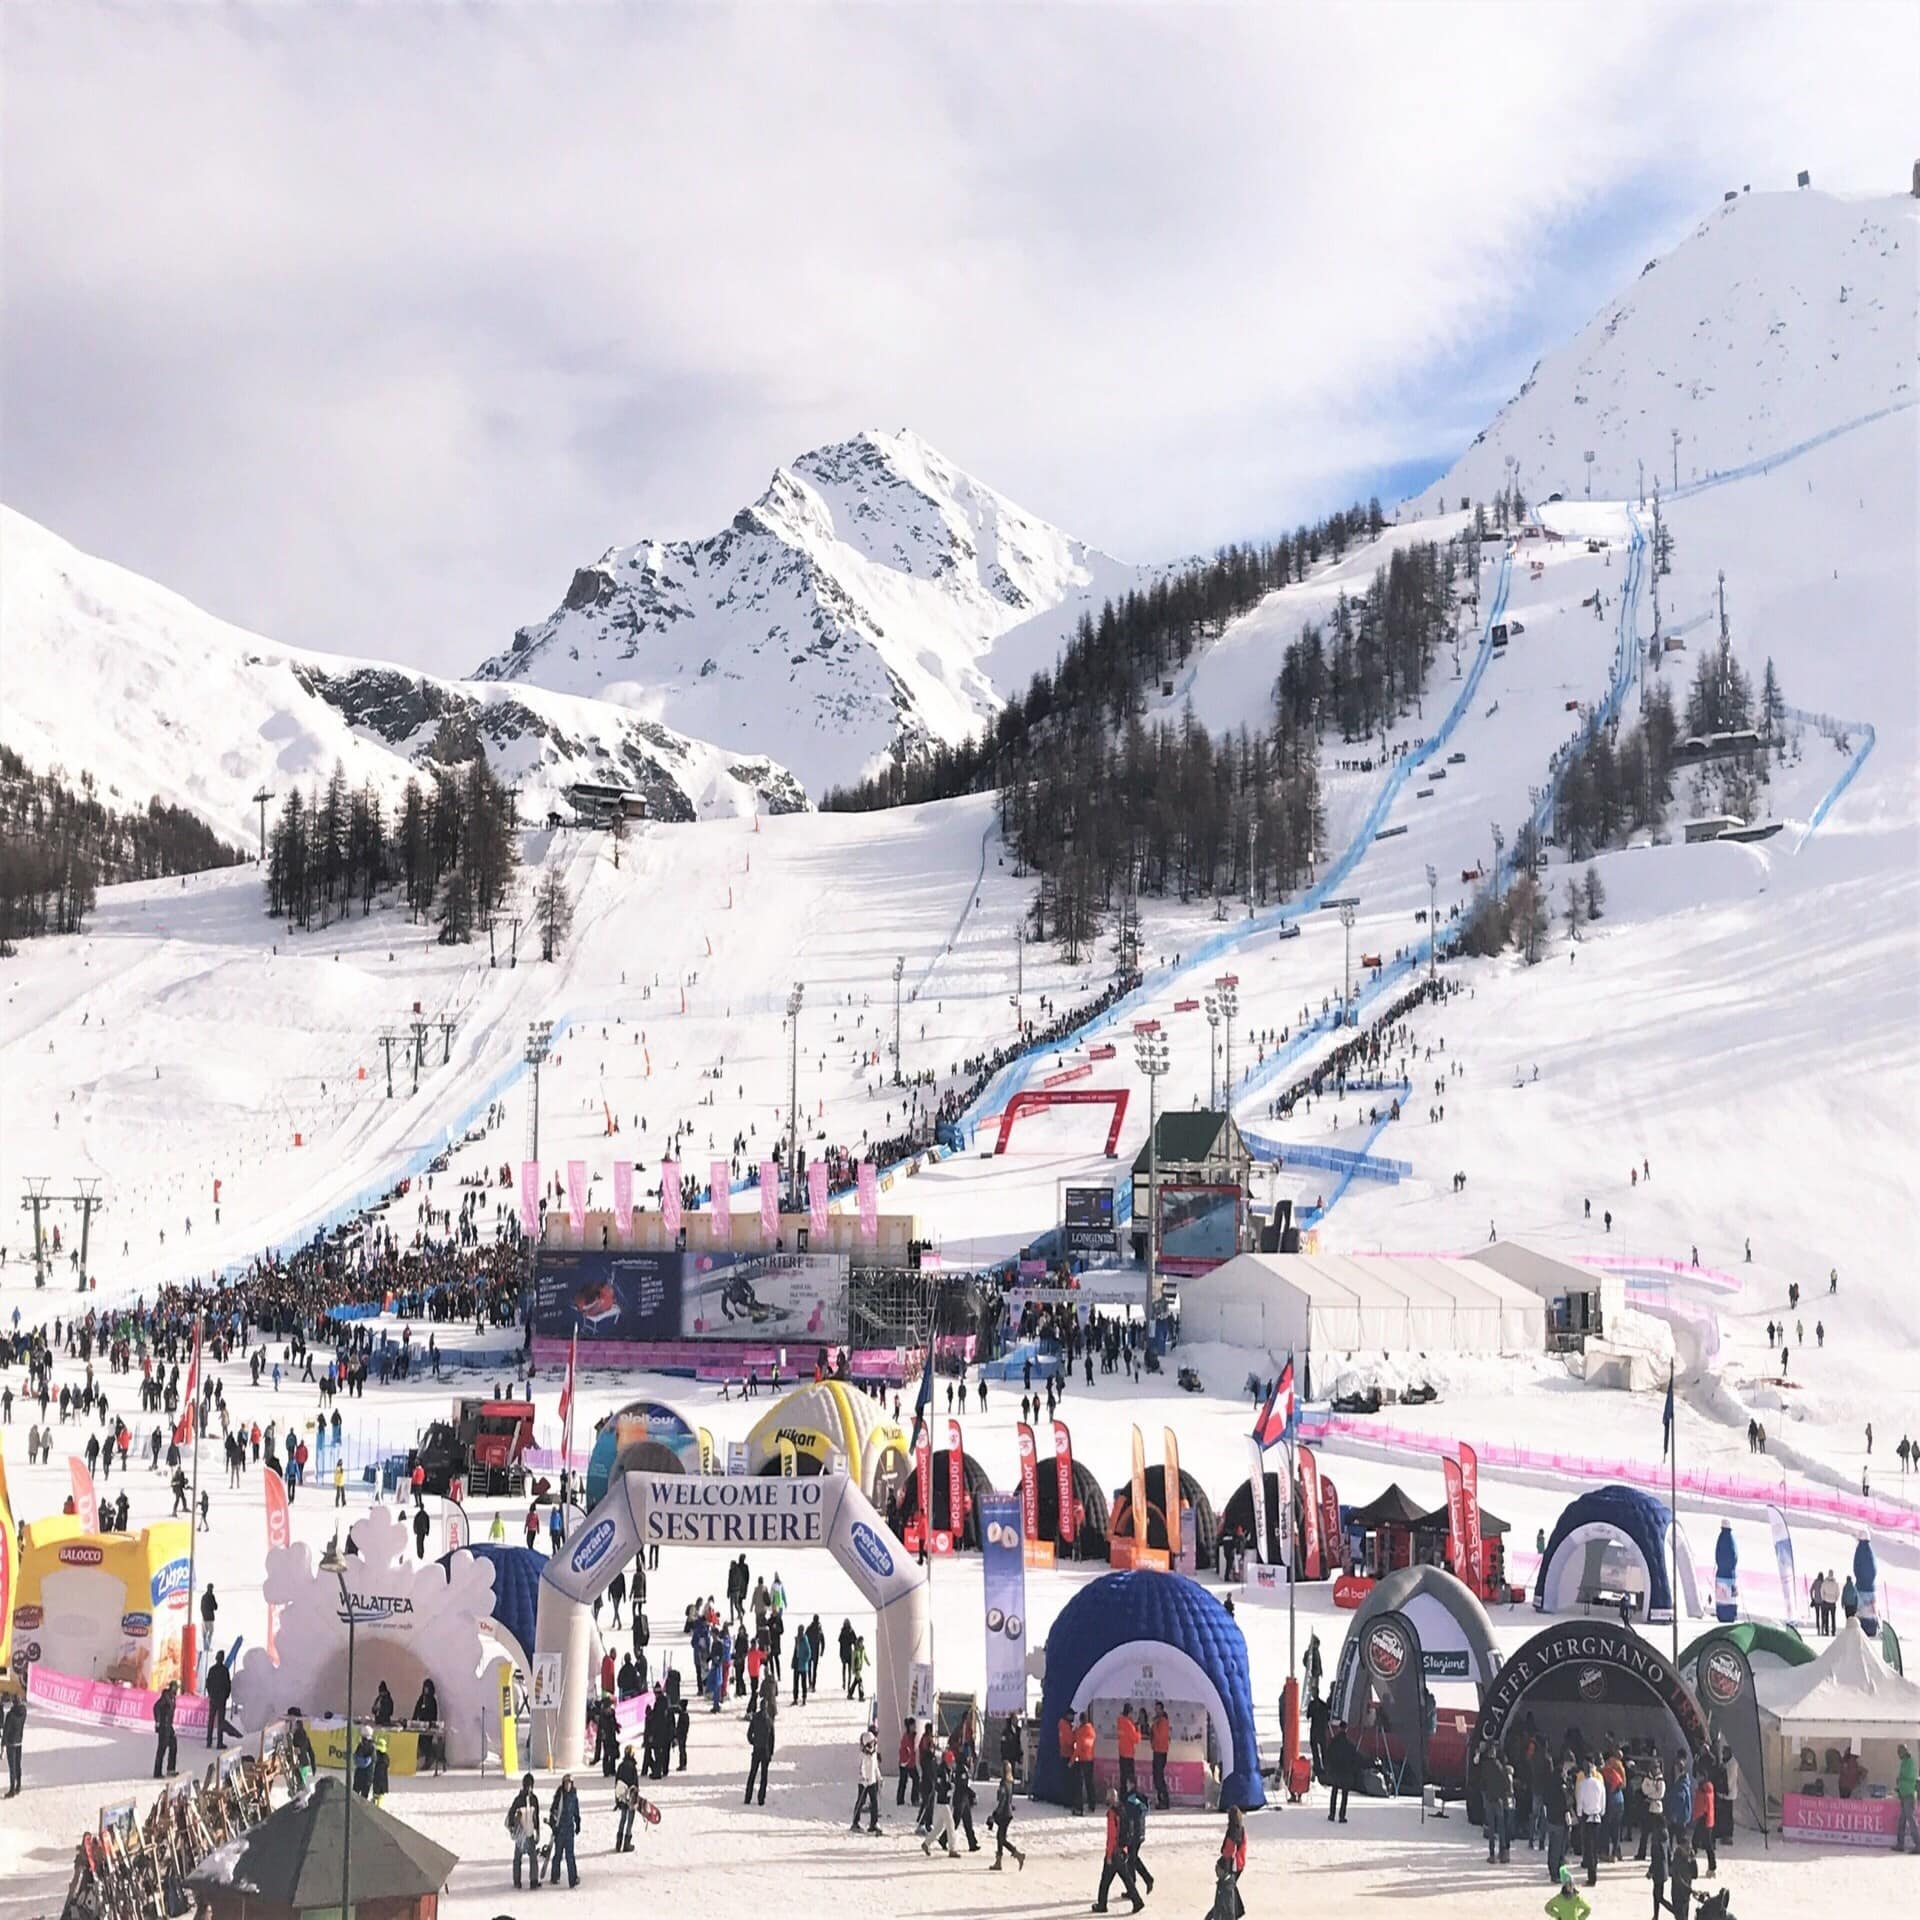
left=777, top=1437, right=797, bottom=1478
left=1442, top=1455, right=1467, bottom=1580
left=1275, top=1447, right=1294, bottom=1570
left=612, top=1160, right=633, bottom=1237
left=173, top=1322, right=203, bottom=1448
left=1052, top=1419, right=1077, bottom=1545
left=697, top=1427, right=717, bottom=1475
left=566, top=1159, right=587, bottom=1234
left=808, top=1160, right=829, bottom=1234
left=1251, top=1359, right=1296, bottom=1449
left=945, top=1417, right=965, bottom=1545
left=1016, top=1423, right=1041, bottom=1541
left=1662, top=1365, right=1676, bottom=1459
left=1320, top=1475, right=1341, bottom=1572
left=710, top=1160, right=732, bottom=1244
left=1129, top=1425, right=1149, bottom=1553
left=979, top=1492, right=1028, bottom=1716
left=1163, top=1427, right=1184, bottom=1566
left=443, top=1500, right=469, bottom=1555
left=914, top=1422, right=933, bottom=1547
left=1767, top=1504, right=1798, bottom=1621
left=558, top=1329, right=579, bottom=1467
left=857, top=1161, right=878, bottom=1240
left=70, top=1457, right=99, bottom=1535
left=1298, top=1443, right=1323, bottom=1580
left=519, top=1159, right=541, bottom=1239
left=760, top=1161, right=779, bottom=1239
left=1460, top=1444, right=1484, bottom=1594
left=262, top=1465, right=290, bottom=1660
left=662, top=1159, right=681, bottom=1235
left=1245, top=1434, right=1272, bottom=1564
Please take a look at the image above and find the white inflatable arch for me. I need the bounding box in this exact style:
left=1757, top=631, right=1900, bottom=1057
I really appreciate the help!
left=536, top=1473, right=930, bottom=1766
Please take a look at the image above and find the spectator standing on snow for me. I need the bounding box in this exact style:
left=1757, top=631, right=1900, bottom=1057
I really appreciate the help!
left=989, top=1762, right=1026, bottom=1869
left=505, top=1774, right=541, bottom=1889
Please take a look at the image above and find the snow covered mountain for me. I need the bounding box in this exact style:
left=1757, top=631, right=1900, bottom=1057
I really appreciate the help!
left=472, top=428, right=1155, bottom=795
left=0, top=505, right=807, bottom=844
left=1431, top=187, right=1918, bottom=505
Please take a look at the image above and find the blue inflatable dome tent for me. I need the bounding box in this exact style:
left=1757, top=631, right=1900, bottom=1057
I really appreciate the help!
left=1533, top=1485, right=1703, bottom=1625
left=1033, top=1571, right=1265, bottom=1810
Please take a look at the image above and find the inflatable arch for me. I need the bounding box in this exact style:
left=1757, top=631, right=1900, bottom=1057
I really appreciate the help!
left=1331, top=1565, right=1503, bottom=1726
left=1036, top=1458, right=1112, bottom=1558
left=745, top=1382, right=909, bottom=1499
left=1033, top=1572, right=1265, bottom=1811
left=1109, top=1466, right=1220, bottom=1568
left=447, top=1542, right=547, bottom=1673
left=1678, top=1620, right=1811, bottom=1677
left=994, top=1087, right=1129, bottom=1155
left=895, top=1448, right=991, bottom=1548
left=1534, top=1486, right=1703, bottom=1624
left=536, top=1473, right=929, bottom=1768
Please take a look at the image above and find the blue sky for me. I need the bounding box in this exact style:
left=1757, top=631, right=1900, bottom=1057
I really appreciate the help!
left=2, top=3, right=1910, bottom=678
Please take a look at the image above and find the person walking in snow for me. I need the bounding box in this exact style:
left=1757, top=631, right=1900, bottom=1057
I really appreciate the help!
left=988, top=1761, right=1026, bottom=1869
left=850, top=1727, right=881, bottom=1833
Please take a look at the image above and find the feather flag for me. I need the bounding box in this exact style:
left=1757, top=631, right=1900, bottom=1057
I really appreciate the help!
left=710, top=1160, right=732, bottom=1244
left=808, top=1159, right=829, bottom=1234
left=760, top=1160, right=779, bottom=1239
left=519, top=1160, right=541, bottom=1239
left=856, top=1161, right=878, bottom=1240
left=612, top=1160, right=633, bottom=1238
left=566, top=1160, right=587, bottom=1235
left=662, top=1159, right=681, bottom=1235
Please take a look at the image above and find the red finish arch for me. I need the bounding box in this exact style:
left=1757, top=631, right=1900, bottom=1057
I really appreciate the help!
left=993, top=1087, right=1130, bottom=1156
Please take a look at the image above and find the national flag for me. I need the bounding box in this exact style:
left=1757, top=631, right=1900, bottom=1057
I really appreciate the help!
left=1662, top=1366, right=1675, bottom=1460
left=1251, top=1358, right=1296, bottom=1450
left=908, top=1343, right=936, bottom=1448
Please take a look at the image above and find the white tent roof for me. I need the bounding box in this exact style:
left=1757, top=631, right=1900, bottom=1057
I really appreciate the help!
left=1756, top=1620, right=1920, bottom=1732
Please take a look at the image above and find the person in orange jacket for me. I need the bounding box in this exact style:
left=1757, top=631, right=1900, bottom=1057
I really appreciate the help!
left=1093, top=1788, right=1143, bottom=1913
left=1057, top=1712, right=1077, bottom=1805
left=1150, top=1703, right=1173, bottom=1810
left=1116, top=1706, right=1141, bottom=1794
left=1074, top=1712, right=1098, bottom=1814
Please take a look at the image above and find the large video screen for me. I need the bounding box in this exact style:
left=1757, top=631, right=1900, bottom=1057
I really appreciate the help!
left=1157, top=1184, right=1241, bottom=1273
left=535, top=1247, right=851, bottom=1348
left=1064, top=1186, right=1116, bottom=1229
left=536, top=1249, right=681, bottom=1342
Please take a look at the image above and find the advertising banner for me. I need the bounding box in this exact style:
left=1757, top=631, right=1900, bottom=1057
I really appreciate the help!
left=1053, top=1421, right=1076, bottom=1545
left=979, top=1493, right=1028, bottom=1717
left=1442, top=1456, right=1466, bottom=1580
left=1298, top=1445, right=1323, bottom=1580
left=520, top=1160, right=541, bottom=1238
left=1246, top=1437, right=1271, bottom=1565
left=710, top=1161, right=732, bottom=1245
left=262, top=1465, right=289, bottom=1660
left=697, top=1428, right=716, bottom=1475
left=537, top=1249, right=681, bottom=1344
left=613, top=1160, right=633, bottom=1236
left=1692, top=1631, right=1767, bottom=1833
left=680, top=1250, right=849, bottom=1342
left=1016, top=1424, right=1041, bottom=1542
left=760, top=1162, right=778, bottom=1240
left=945, top=1418, right=965, bottom=1546
left=1782, top=1792, right=1896, bottom=1847
left=70, top=1459, right=99, bottom=1536
left=567, top=1160, right=587, bottom=1235
left=915, top=1426, right=933, bottom=1549
left=662, top=1159, right=681, bottom=1235
left=808, top=1160, right=828, bottom=1233
left=1163, top=1428, right=1184, bottom=1565
left=1130, top=1426, right=1149, bottom=1554
left=1767, top=1504, right=1798, bottom=1621
left=1460, top=1444, right=1484, bottom=1593
left=1320, top=1476, right=1341, bottom=1573
left=27, top=1664, right=210, bottom=1732
left=857, top=1162, right=878, bottom=1240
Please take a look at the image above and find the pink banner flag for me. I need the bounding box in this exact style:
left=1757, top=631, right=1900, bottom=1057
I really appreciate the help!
left=69, top=1457, right=99, bottom=1535
left=662, top=1159, right=681, bottom=1235
left=760, top=1161, right=778, bottom=1240
left=1460, top=1442, right=1484, bottom=1593
left=808, top=1160, right=828, bottom=1233
left=613, top=1160, right=633, bottom=1238
left=857, top=1161, right=878, bottom=1240
left=262, top=1466, right=289, bottom=1660
left=1442, top=1455, right=1467, bottom=1579
left=566, top=1160, right=588, bottom=1234
left=519, top=1160, right=541, bottom=1238
left=710, top=1160, right=731, bottom=1244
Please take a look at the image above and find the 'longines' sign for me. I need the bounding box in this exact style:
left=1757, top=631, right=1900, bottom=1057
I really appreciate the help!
left=636, top=1476, right=828, bottom=1547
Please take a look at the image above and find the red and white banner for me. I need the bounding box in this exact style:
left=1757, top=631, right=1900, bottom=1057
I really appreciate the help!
left=662, top=1159, right=681, bottom=1235
left=174, top=1321, right=203, bottom=1449
left=1441, top=1455, right=1467, bottom=1579
left=28, top=1665, right=210, bottom=1732
left=945, top=1417, right=965, bottom=1545
left=566, top=1159, right=587, bottom=1234
left=519, top=1160, right=542, bottom=1239
left=808, top=1160, right=829, bottom=1233
left=914, top=1422, right=933, bottom=1546
left=856, top=1161, right=878, bottom=1240
left=1297, top=1444, right=1323, bottom=1580
left=1052, top=1419, right=1076, bottom=1544
left=760, top=1161, right=778, bottom=1239
left=710, top=1160, right=732, bottom=1243
left=1460, top=1443, right=1484, bottom=1591
left=69, top=1457, right=99, bottom=1535
left=1016, top=1423, right=1041, bottom=1541
left=262, top=1465, right=289, bottom=1659
left=1320, top=1475, right=1341, bottom=1573
left=613, top=1160, right=633, bottom=1237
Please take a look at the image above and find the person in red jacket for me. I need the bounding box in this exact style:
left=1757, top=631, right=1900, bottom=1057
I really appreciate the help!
left=1074, top=1713, right=1098, bottom=1815
left=1058, top=1713, right=1077, bottom=1806
left=1217, top=1806, right=1247, bottom=1918
left=897, top=1718, right=920, bottom=1806
left=1692, top=1771, right=1717, bottom=1875
left=1093, top=1788, right=1143, bottom=1913
left=1150, top=1703, right=1173, bottom=1810
left=1115, top=1706, right=1140, bottom=1793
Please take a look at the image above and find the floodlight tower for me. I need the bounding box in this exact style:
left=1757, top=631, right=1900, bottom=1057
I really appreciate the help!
left=1216, top=977, right=1240, bottom=1105
left=1425, top=865, right=1438, bottom=984
left=1338, top=901, right=1357, bottom=1023
left=1133, top=1022, right=1170, bottom=1302
left=786, top=983, right=805, bottom=1205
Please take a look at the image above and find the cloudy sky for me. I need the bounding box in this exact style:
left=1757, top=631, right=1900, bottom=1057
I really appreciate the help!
left=3, top=2, right=1909, bottom=678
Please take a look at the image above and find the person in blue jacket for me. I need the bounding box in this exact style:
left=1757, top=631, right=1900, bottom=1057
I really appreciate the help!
left=1667, top=1759, right=1694, bottom=1844
left=547, top=1773, right=582, bottom=1887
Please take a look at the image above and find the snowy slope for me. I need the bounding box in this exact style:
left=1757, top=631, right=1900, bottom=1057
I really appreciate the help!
left=472, top=428, right=1156, bottom=795
left=0, top=505, right=807, bottom=842
left=1431, top=188, right=1918, bottom=504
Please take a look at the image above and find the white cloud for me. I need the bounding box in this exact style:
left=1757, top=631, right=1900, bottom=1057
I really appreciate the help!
left=1, top=1, right=1909, bottom=677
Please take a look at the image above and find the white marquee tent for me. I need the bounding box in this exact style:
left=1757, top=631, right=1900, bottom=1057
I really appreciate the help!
left=1175, top=1251, right=1543, bottom=1356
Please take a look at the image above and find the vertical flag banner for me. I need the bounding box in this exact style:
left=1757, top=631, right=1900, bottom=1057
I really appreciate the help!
left=857, top=1161, right=879, bottom=1240
left=519, top=1160, right=542, bottom=1239
left=914, top=1423, right=933, bottom=1549
left=777, top=1438, right=797, bottom=1478
left=174, top=1323, right=203, bottom=1448
left=945, top=1417, right=965, bottom=1547
left=0, top=1439, right=16, bottom=1680
left=69, top=1457, right=99, bottom=1535
left=1320, top=1476, right=1341, bottom=1574
left=443, top=1501, right=469, bottom=1555
left=262, top=1466, right=290, bottom=1660
left=710, top=1160, right=732, bottom=1244
left=808, top=1160, right=829, bottom=1234
left=1016, top=1424, right=1041, bottom=1542
left=612, top=1160, right=633, bottom=1237
left=697, top=1427, right=717, bottom=1475
left=566, top=1159, right=587, bottom=1235
left=1460, top=1443, right=1484, bottom=1594
left=662, top=1159, right=682, bottom=1235
left=1245, top=1435, right=1272, bottom=1565
left=1441, top=1455, right=1467, bottom=1579
left=760, top=1161, right=779, bottom=1240
left=559, top=1329, right=580, bottom=1469
left=1298, top=1444, right=1323, bottom=1581
left=1767, top=1505, right=1799, bottom=1621
left=979, top=1492, right=1028, bottom=1718
left=1129, top=1426, right=1150, bottom=1553
left=1162, top=1427, right=1184, bottom=1566
left=1052, top=1420, right=1076, bottom=1545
